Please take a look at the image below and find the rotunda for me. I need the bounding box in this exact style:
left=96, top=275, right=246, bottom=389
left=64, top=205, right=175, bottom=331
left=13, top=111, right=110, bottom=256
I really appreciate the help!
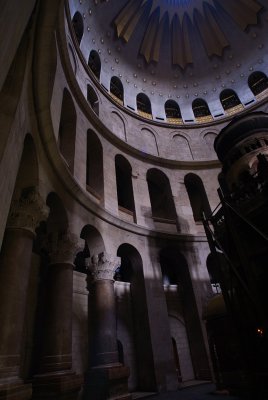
left=0, top=0, right=268, bottom=399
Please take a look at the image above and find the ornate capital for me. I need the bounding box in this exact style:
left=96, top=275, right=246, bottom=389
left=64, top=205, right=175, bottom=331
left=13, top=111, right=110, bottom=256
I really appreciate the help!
left=47, top=230, right=80, bottom=265
left=7, top=189, right=49, bottom=234
left=88, top=252, right=120, bottom=282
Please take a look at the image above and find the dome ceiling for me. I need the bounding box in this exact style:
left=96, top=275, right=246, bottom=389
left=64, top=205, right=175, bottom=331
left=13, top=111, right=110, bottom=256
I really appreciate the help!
left=115, top=0, right=261, bottom=68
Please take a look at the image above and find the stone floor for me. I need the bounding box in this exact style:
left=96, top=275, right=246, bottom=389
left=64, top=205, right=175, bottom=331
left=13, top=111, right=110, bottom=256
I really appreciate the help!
left=132, top=383, right=242, bottom=400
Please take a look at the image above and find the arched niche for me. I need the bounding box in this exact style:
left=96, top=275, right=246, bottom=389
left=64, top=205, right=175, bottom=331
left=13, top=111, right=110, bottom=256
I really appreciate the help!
left=58, top=88, right=77, bottom=173
left=184, top=173, right=211, bottom=222
left=248, top=71, right=268, bottom=96
left=110, top=76, right=124, bottom=105
left=141, top=128, right=159, bottom=156
left=165, top=100, right=182, bottom=121
left=220, top=89, right=241, bottom=111
left=115, top=155, right=136, bottom=221
left=204, top=132, right=217, bottom=155
left=86, top=130, right=104, bottom=201
left=192, top=98, right=211, bottom=120
left=160, top=247, right=210, bottom=380
left=172, top=134, right=192, bottom=161
left=146, top=169, right=177, bottom=221
left=88, top=50, right=101, bottom=80
left=87, top=84, right=99, bottom=115
left=137, top=93, right=152, bottom=119
left=115, top=243, right=156, bottom=391
left=71, top=11, right=84, bottom=45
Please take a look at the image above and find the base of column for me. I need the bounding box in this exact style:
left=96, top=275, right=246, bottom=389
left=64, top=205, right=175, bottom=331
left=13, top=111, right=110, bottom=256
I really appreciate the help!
left=0, top=380, right=32, bottom=400
left=32, top=371, right=82, bottom=400
left=82, top=364, right=131, bottom=400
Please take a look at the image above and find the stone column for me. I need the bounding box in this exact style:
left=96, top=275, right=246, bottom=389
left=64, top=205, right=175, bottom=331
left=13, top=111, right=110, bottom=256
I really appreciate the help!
left=0, top=189, right=48, bottom=400
left=83, top=252, right=131, bottom=400
left=32, top=231, right=82, bottom=399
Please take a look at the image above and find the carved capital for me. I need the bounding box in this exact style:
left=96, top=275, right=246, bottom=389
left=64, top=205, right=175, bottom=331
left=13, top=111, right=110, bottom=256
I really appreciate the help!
left=7, top=189, right=49, bottom=234
left=88, top=252, right=120, bottom=282
left=48, top=230, right=79, bottom=265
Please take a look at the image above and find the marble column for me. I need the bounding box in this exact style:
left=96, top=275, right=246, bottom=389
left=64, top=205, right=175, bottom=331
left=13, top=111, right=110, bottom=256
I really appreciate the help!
left=83, top=252, right=131, bottom=400
left=0, top=189, right=48, bottom=399
left=32, top=231, right=82, bottom=399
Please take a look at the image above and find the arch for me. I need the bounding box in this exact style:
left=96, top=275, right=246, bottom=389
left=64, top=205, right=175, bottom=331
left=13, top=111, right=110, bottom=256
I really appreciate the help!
left=86, top=130, right=104, bottom=201
left=115, top=155, right=136, bottom=221
left=146, top=169, right=177, bottom=221
left=165, top=100, right=182, bottom=121
left=220, top=89, right=241, bottom=111
left=80, top=224, right=105, bottom=256
left=192, top=98, right=211, bottom=119
left=137, top=93, right=152, bottom=119
left=71, top=11, right=84, bottom=45
left=88, top=50, right=101, bottom=80
left=248, top=71, right=268, bottom=96
left=110, top=76, right=124, bottom=104
left=141, top=128, right=159, bottom=156
left=111, top=111, right=127, bottom=141
left=172, top=134, right=193, bottom=160
left=160, top=247, right=210, bottom=380
left=58, top=88, right=77, bottom=173
left=184, top=173, right=211, bottom=222
left=116, top=243, right=156, bottom=391
left=87, top=84, right=99, bottom=115
left=46, top=192, right=68, bottom=234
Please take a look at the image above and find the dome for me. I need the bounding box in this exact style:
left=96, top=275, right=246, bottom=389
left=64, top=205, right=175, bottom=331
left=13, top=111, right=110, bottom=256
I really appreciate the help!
left=69, top=0, right=268, bottom=125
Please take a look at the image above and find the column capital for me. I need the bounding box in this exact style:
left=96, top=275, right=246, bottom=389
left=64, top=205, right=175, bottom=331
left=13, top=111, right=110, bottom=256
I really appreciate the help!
left=7, top=188, right=49, bottom=234
left=48, top=230, right=80, bottom=265
left=88, top=252, right=120, bottom=282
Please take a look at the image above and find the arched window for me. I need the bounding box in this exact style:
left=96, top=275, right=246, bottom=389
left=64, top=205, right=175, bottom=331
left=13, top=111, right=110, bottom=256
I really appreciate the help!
left=115, top=155, right=136, bottom=222
left=71, top=12, right=84, bottom=45
left=58, top=89, right=76, bottom=173
left=220, top=89, right=242, bottom=112
left=137, top=93, right=152, bottom=119
left=87, top=84, right=99, bottom=115
left=147, top=169, right=177, bottom=221
left=110, top=76, right=124, bottom=105
left=86, top=130, right=104, bottom=201
left=88, top=50, right=101, bottom=80
left=248, top=71, right=268, bottom=96
left=184, top=173, right=211, bottom=222
left=165, top=100, right=182, bottom=124
left=192, top=98, right=212, bottom=122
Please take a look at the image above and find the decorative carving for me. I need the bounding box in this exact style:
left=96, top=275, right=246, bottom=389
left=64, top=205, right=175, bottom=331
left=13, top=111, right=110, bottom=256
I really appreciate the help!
left=87, top=252, right=120, bottom=281
left=7, top=189, right=49, bottom=234
left=47, top=230, right=80, bottom=265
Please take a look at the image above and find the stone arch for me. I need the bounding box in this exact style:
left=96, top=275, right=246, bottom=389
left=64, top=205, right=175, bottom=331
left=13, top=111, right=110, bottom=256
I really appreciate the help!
left=88, top=50, right=101, bottom=80
left=86, top=130, right=104, bottom=201
left=141, top=128, right=159, bottom=156
left=58, top=88, right=77, bottom=173
left=80, top=225, right=105, bottom=256
left=115, top=155, right=136, bottom=221
left=146, top=168, right=177, bottom=221
left=184, top=173, right=211, bottom=222
left=116, top=243, right=156, bottom=391
left=220, top=89, right=241, bottom=111
left=165, top=99, right=181, bottom=120
left=160, top=247, right=210, bottom=380
left=172, top=134, right=193, bottom=160
left=203, top=132, right=217, bottom=152
left=87, top=84, right=99, bottom=115
left=111, top=111, right=127, bottom=141
left=71, top=11, right=84, bottom=45
left=248, top=71, right=268, bottom=96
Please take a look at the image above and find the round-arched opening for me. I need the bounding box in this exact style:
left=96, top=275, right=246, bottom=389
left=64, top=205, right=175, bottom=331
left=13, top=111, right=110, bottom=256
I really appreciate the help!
left=71, top=11, right=84, bottom=45
left=165, top=100, right=182, bottom=122
left=115, top=155, right=136, bottom=221
left=137, top=93, right=152, bottom=119
left=110, top=76, right=124, bottom=104
left=248, top=71, right=268, bottom=97
left=184, top=173, right=211, bottom=222
left=86, top=130, right=104, bottom=201
left=192, top=98, right=211, bottom=120
left=88, top=50, right=101, bottom=80
left=220, top=89, right=241, bottom=111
